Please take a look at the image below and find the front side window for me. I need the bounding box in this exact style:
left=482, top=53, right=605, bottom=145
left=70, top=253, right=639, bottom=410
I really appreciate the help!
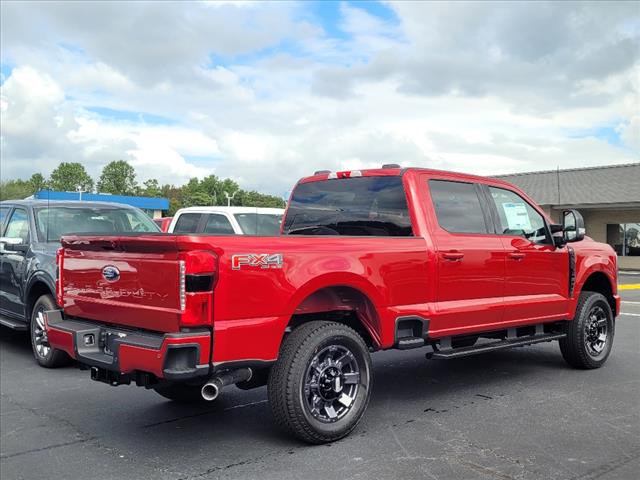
left=0, top=206, right=11, bottom=228
left=203, top=214, right=234, bottom=234
left=173, top=213, right=203, bottom=233
left=283, top=176, right=413, bottom=236
left=35, top=207, right=159, bottom=242
left=5, top=208, right=30, bottom=243
left=489, top=187, right=548, bottom=243
left=428, top=180, right=488, bottom=234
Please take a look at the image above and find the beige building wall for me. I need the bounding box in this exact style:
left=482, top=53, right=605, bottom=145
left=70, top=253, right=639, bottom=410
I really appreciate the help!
left=580, top=209, right=640, bottom=270
left=541, top=206, right=640, bottom=270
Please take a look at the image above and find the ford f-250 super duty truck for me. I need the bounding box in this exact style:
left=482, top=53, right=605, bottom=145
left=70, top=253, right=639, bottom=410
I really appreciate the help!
left=45, top=166, right=619, bottom=444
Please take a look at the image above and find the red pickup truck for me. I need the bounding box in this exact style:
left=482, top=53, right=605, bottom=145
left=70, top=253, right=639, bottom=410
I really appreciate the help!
left=45, top=166, right=619, bottom=444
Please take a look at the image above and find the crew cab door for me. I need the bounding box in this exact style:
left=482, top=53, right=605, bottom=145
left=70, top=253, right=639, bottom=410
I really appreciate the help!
left=0, top=207, right=30, bottom=317
left=426, top=179, right=506, bottom=335
left=485, top=186, right=569, bottom=322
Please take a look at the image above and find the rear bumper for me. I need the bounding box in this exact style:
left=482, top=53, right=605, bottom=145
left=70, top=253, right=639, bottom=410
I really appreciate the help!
left=45, top=310, right=211, bottom=381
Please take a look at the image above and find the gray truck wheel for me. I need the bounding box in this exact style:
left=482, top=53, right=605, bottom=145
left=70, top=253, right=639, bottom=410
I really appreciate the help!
left=560, top=291, right=614, bottom=369
left=30, top=294, right=71, bottom=368
left=268, top=321, right=372, bottom=444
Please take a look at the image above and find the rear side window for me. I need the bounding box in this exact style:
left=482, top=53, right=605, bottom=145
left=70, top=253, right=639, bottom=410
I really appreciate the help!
left=283, top=176, right=413, bottom=236
left=234, top=213, right=282, bottom=235
left=429, top=180, right=488, bottom=234
left=173, top=213, right=202, bottom=233
left=203, top=214, right=234, bottom=234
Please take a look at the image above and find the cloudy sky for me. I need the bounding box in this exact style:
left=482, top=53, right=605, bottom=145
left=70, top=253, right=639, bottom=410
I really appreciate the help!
left=1, top=1, right=638, bottom=197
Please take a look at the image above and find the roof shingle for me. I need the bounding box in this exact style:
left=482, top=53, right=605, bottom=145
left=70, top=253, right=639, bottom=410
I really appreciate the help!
left=494, top=163, right=640, bottom=206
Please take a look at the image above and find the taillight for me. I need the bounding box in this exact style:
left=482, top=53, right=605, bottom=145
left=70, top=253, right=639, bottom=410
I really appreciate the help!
left=177, top=251, right=218, bottom=326
left=179, top=260, right=186, bottom=312
left=56, top=247, right=64, bottom=306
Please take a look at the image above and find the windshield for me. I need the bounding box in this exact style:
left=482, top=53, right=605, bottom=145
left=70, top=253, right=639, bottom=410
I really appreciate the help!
left=283, top=176, right=413, bottom=236
left=234, top=213, right=283, bottom=236
left=35, top=206, right=160, bottom=242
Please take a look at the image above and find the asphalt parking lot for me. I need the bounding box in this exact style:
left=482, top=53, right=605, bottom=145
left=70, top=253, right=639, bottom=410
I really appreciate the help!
left=1, top=284, right=639, bottom=480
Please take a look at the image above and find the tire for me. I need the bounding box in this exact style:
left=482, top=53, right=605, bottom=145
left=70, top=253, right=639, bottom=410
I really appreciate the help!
left=268, top=321, right=372, bottom=444
left=559, top=291, right=614, bottom=369
left=153, top=382, right=210, bottom=403
left=30, top=294, right=71, bottom=368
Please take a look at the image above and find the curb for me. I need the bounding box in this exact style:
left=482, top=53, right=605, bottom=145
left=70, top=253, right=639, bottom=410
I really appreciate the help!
left=618, top=284, right=640, bottom=291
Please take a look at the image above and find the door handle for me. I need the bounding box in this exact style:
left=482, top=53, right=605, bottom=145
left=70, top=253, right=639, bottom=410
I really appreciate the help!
left=442, top=251, right=464, bottom=261
left=508, top=252, right=526, bottom=260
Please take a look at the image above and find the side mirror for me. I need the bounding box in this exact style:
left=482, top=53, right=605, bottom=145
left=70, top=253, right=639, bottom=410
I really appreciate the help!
left=0, top=237, right=28, bottom=254
left=562, top=209, right=585, bottom=243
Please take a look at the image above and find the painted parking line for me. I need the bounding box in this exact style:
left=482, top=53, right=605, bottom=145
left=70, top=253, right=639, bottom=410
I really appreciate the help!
left=618, top=284, right=640, bottom=291
left=620, top=312, right=640, bottom=317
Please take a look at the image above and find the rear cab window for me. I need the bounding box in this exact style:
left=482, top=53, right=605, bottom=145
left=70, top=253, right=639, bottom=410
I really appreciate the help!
left=34, top=206, right=159, bottom=242
left=283, top=176, right=413, bottom=236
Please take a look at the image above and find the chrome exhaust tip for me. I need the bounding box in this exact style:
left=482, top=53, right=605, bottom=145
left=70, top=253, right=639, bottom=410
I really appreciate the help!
left=200, top=367, right=253, bottom=402
left=201, top=381, right=220, bottom=401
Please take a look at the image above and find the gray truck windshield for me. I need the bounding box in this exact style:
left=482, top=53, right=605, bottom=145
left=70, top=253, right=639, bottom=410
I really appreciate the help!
left=283, top=176, right=413, bottom=236
left=35, top=206, right=159, bottom=242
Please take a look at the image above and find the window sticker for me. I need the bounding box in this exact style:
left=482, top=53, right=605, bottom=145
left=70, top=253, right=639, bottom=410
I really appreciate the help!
left=502, top=202, right=532, bottom=231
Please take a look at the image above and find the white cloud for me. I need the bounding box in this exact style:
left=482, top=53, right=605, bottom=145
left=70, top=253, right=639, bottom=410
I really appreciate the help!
left=0, top=66, right=218, bottom=185
left=1, top=1, right=638, bottom=197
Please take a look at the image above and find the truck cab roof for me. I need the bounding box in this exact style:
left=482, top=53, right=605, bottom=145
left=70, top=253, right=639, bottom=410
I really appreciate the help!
left=299, top=166, right=516, bottom=190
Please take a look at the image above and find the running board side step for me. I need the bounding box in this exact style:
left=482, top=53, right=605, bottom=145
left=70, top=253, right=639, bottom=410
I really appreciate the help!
left=396, top=337, right=425, bottom=350
left=427, top=332, right=566, bottom=360
left=0, top=315, right=28, bottom=331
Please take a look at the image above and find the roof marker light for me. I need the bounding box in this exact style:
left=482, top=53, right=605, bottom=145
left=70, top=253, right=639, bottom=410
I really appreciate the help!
left=328, top=170, right=362, bottom=179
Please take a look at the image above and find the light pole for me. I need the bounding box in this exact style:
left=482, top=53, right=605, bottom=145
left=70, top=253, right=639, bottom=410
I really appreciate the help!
left=224, top=190, right=237, bottom=207
left=76, top=185, right=85, bottom=201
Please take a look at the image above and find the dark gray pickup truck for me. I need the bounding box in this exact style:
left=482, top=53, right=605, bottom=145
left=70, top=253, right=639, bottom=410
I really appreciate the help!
left=0, top=200, right=160, bottom=367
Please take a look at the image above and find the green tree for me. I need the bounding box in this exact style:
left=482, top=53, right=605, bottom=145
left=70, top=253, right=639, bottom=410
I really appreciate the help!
left=97, top=160, right=137, bottom=195
left=49, top=162, right=94, bottom=192
left=0, top=179, right=32, bottom=201
left=29, top=173, right=47, bottom=193
left=140, top=179, right=162, bottom=197
left=184, top=191, right=213, bottom=208
left=161, top=184, right=183, bottom=216
left=236, top=189, right=286, bottom=208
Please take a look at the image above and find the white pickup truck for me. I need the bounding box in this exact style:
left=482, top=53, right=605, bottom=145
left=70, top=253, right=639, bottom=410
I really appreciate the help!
left=168, top=206, right=284, bottom=235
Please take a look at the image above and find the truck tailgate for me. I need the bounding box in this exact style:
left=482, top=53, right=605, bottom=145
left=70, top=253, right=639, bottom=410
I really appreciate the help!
left=60, top=235, right=184, bottom=332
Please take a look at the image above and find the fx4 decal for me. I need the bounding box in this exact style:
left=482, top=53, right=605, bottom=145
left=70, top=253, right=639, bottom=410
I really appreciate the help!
left=232, top=253, right=284, bottom=270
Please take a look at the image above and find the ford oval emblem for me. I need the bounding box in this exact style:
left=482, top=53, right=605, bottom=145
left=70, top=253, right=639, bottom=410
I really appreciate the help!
left=102, top=265, right=120, bottom=282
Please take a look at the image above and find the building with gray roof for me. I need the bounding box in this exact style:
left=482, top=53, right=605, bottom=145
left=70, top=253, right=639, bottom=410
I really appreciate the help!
left=495, top=163, right=640, bottom=270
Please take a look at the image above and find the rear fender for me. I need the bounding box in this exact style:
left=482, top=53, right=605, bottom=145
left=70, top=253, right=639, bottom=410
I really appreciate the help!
left=285, top=273, right=388, bottom=347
